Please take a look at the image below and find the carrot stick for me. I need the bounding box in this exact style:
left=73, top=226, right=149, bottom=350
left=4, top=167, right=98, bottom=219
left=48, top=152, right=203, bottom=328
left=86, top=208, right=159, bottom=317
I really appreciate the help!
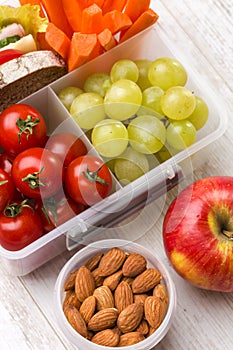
left=36, top=32, right=52, bottom=50
left=124, top=0, right=150, bottom=22
left=119, top=8, right=159, bottom=43
left=80, top=0, right=105, bottom=8
left=19, top=0, right=46, bottom=17
left=103, top=10, right=132, bottom=35
left=97, top=28, right=117, bottom=51
left=81, top=4, right=103, bottom=34
left=101, top=0, right=127, bottom=14
left=61, top=0, right=83, bottom=32
left=45, top=22, right=71, bottom=60
left=40, top=0, right=73, bottom=38
left=68, top=32, right=102, bottom=72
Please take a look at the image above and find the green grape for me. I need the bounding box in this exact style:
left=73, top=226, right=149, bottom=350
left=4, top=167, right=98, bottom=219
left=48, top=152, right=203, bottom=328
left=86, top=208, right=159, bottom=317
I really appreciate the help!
left=83, top=72, right=111, bottom=97
left=161, top=86, right=196, bottom=120
left=110, top=59, right=139, bottom=83
left=128, top=115, right=166, bottom=154
left=142, top=86, right=165, bottom=117
left=187, top=96, right=209, bottom=130
left=166, top=120, right=196, bottom=150
left=155, top=145, right=177, bottom=163
left=92, top=119, right=128, bottom=158
left=58, top=86, right=83, bottom=110
left=70, top=92, right=105, bottom=130
left=148, top=57, right=187, bottom=90
left=104, top=79, right=142, bottom=121
left=114, top=147, right=149, bottom=185
left=134, top=59, right=152, bottom=90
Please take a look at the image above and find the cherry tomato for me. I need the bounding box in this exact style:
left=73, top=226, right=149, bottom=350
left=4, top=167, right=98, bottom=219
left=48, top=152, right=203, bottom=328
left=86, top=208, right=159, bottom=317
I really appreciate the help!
left=0, top=169, right=15, bottom=212
left=65, top=155, right=112, bottom=206
left=0, top=104, right=47, bottom=157
left=35, top=190, right=86, bottom=233
left=11, top=147, right=63, bottom=199
left=0, top=200, right=43, bottom=251
left=45, top=132, right=87, bottom=168
left=0, top=152, right=14, bottom=175
left=0, top=49, right=23, bottom=65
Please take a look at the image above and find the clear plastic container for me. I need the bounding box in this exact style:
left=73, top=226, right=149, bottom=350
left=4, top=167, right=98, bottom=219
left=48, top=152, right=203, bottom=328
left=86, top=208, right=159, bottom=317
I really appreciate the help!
left=0, top=24, right=228, bottom=276
left=54, top=239, right=176, bottom=350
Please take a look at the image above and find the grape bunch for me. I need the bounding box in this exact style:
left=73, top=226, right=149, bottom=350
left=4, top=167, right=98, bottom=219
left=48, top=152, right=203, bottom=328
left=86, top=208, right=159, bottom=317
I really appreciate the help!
left=58, top=57, right=209, bottom=185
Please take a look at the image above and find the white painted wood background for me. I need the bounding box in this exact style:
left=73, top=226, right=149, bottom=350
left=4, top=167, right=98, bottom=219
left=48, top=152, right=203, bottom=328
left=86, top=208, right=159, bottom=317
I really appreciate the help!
left=0, top=0, right=233, bottom=349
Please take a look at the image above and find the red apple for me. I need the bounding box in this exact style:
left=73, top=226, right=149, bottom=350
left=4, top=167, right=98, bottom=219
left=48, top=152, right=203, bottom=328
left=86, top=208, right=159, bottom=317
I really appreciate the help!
left=162, top=176, right=233, bottom=292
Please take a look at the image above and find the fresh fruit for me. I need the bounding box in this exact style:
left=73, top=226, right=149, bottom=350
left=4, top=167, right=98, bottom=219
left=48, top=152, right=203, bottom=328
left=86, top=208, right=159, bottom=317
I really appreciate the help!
left=91, top=119, right=128, bottom=158
left=128, top=114, right=166, bottom=154
left=163, top=176, right=233, bottom=292
left=83, top=72, right=111, bottom=97
left=187, top=95, right=209, bottom=130
left=110, top=59, right=139, bottom=83
left=148, top=57, right=187, bottom=90
left=134, top=59, right=152, bottom=90
left=104, top=79, right=142, bottom=121
left=166, top=120, right=197, bottom=150
left=141, top=85, right=165, bottom=117
left=58, top=86, right=83, bottom=110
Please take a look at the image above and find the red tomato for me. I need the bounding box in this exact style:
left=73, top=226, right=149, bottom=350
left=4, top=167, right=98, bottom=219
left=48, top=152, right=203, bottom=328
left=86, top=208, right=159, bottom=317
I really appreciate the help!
left=0, top=152, right=14, bottom=175
left=0, top=169, right=15, bottom=212
left=35, top=190, right=86, bottom=232
left=11, top=147, right=63, bottom=199
left=0, top=49, right=23, bottom=65
left=45, top=132, right=87, bottom=167
left=0, top=200, right=43, bottom=251
left=0, top=104, right=47, bottom=157
left=65, top=155, right=112, bottom=206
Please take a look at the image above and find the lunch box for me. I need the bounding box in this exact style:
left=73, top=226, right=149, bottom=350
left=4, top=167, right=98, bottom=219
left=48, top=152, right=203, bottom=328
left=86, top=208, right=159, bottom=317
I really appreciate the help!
left=0, top=24, right=228, bottom=276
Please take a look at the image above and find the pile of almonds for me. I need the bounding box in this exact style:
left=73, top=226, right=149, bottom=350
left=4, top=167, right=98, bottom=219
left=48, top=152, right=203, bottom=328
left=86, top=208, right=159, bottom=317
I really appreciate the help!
left=63, top=247, right=169, bottom=347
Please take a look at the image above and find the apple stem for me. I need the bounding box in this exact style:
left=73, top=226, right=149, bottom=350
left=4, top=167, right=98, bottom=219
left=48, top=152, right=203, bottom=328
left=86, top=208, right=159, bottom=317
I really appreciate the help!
left=222, top=230, right=233, bottom=239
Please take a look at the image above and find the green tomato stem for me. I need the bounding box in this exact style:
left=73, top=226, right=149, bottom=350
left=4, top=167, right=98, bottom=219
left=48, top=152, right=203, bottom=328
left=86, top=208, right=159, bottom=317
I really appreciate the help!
left=82, top=166, right=108, bottom=186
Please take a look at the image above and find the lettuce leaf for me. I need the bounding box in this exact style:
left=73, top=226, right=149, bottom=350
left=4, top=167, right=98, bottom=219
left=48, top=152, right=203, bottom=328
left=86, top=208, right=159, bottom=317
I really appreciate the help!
left=0, top=4, right=48, bottom=39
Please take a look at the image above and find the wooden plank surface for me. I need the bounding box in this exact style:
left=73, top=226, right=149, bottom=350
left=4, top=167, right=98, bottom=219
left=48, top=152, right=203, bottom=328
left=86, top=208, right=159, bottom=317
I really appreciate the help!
left=0, top=0, right=233, bottom=349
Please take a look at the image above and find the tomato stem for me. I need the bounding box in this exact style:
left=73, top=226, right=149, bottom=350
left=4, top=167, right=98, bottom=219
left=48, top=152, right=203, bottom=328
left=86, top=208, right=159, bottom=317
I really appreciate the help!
left=16, top=115, right=40, bottom=144
left=0, top=180, right=8, bottom=185
left=82, top=166, right=109, bottom=186
left=22, top=166, right=46, bottom=189
left=4, top=199, right=33, bottom=218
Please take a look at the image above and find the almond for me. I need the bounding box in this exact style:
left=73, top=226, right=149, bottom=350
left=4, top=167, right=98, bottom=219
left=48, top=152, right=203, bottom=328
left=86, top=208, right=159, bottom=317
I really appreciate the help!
left=133, top=293, right=148, bottom=306
left=117, top=303, right=143, bottom=333
left=144, top=296, right=165, bottom=329
left=93, top=285, right=114, bottom=310
left=91, top=329, right=120, bottom=346
left=85, top=252, right=103, bottom=271
left=118, top=332, right=145, bottom=346
left=88, top=308, right=119, bottom=332
left=103, top=269, right=123, bottom=290
left=98, top=247, right=126, bottom=276
left=79, top=295, right=96, bottom=323
left=64, top=305, right=87, bottom=338
left=136, top=319, right=149, bottom=335
left=63, top=290, right=81, bottom=310
left=122, top=253, right=147, bottom=277
left=153, top=283, right=169, bottom=309
left=64, top=268, right=79, bottom=291
left=132, top=268, right=162, bottom=293
left=114, top=281, right=133, bottom=313
left=92, top=267, right=105, bottom=287
left=75, top=266, right=95, bottom=302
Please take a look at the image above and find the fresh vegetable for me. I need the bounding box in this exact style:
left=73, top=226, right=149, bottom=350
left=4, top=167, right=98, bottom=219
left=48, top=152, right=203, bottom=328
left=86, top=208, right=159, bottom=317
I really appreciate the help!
left=102, top=0, right=127, bottom=14
left=0, top=152, right=13, bottom=175
left=0, top=104, right=47, bottom=157
left=11, top=147, right=63, bottom=199
left=97, top=28, right=117, bottom=51
left=45, top=22, right=71, bottom=60
left=81, top=3, right=103, bottom=34
left=163, top=176, right=233, bottom=292
left=0, top=168, right=15, bottom=212
left=0, top=199, right=43, bottom=251
left=19, top=0, right=46, bottom=17
left=45, top=132, right=87, bottom=168
left=124, top=0, right=150, bottom=22
left=0, top=49, right=23, bottom=65
left=65, top=155, right=112, bottom=206
left=103, top=10, right=132, bottom=35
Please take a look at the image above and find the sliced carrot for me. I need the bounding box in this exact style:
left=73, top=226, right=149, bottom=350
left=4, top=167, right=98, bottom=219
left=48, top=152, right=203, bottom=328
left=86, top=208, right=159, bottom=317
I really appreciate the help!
left=45, top=22, right=71, bottom=60
left=80, top=0, right=105, bottom=8
left=61, top=0, right=83, bottom=32
left=81, top=4, right=103, bottom=34
left=119, top=8, right=159, bottom=43
left=103, top=10, right=132, bottom=35
left=40, top=0, right=73, bottom=38
left=124, top=0, right=150, bottom=22
left=101, top=0, right=127, bottom=14
left=36, top=32, right=52, bottom=50
left=68, top=32, right=102, bottom=72
left=98, top=28, right=117, bottom=51
left=19, top=0, right=46, bottom=17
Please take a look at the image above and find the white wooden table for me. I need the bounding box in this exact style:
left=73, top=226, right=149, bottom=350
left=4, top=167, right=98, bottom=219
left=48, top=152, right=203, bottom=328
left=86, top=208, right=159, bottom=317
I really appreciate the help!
left=0, top=1, right=233, bottom=349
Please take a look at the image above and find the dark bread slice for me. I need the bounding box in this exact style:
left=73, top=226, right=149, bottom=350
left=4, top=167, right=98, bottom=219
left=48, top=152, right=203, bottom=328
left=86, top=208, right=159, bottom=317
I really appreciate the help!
left=0, top=50, right=67, bottom=112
